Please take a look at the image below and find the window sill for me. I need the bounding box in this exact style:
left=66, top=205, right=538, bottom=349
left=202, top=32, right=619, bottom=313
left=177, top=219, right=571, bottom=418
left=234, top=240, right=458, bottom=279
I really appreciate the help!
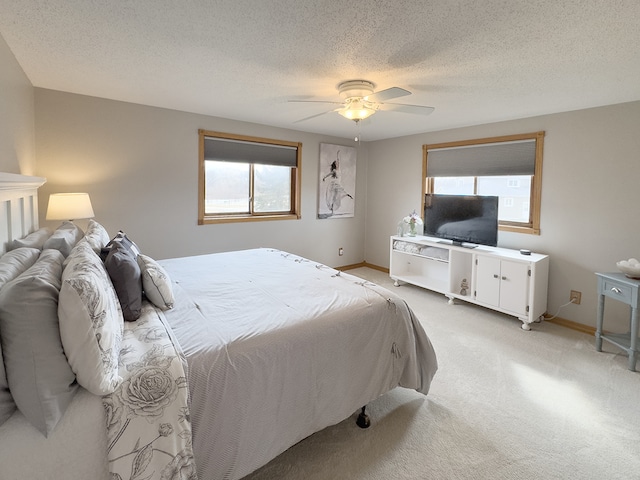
left=199, top=213, right=300, bottom=225
left=499, top=224, right=540, bottom=235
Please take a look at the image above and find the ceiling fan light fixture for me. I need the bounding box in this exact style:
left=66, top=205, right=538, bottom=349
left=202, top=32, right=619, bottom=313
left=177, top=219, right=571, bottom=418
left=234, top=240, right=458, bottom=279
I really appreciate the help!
left=291, top=79, right=434, bottom=124
left=338, top=99, right=376, bottom=121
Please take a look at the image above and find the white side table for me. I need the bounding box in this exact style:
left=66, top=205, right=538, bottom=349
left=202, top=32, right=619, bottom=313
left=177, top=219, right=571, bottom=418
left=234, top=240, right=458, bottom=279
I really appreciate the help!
left=595, top=272, right=640, bottom=371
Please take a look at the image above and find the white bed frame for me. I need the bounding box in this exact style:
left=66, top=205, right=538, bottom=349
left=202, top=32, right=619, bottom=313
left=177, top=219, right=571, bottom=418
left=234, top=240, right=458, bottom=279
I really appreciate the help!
left=0, top=172, right=46, bottom=252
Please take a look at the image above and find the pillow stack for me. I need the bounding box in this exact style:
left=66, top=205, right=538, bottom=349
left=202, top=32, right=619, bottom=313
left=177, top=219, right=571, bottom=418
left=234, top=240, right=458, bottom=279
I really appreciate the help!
left=0, top=240, right=85, bottom=435
left=0, top=249, right=78, bottom=436
left=0, top=220, right=175, bottom=436
left=101, top=231, right=175, bottom=317
left=0, top=247, right=45, bottom=426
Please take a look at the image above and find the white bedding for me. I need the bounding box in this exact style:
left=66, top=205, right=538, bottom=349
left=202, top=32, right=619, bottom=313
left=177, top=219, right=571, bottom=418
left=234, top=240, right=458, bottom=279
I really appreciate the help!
left=160, top=248, right=438, bottom=480
left=0, top=247, right=437, bottom=480
left=0, top=388, right=109, bottom=479
left=0, top=301, right=194, bottom=480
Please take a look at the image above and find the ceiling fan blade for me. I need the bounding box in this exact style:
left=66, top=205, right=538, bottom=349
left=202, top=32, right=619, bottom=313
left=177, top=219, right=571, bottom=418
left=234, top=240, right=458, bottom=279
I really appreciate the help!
left=379, top=102, right=435, bottom=115
left=288, top=99, right=343, bottom=105
left=366, top=87, right=411, bottom=103
left=293, top=108, right=341, bottom=123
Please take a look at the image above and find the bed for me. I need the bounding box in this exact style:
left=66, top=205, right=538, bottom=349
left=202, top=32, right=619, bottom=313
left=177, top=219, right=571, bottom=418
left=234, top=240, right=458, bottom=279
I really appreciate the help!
left=0, top=173, right=438, bottom=480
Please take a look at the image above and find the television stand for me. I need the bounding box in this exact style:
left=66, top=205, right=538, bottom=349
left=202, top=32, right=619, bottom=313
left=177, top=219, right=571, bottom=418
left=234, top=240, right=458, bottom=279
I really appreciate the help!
left=437, top=240, right=478, bottom=249
left=390, top=235, right=549, bottom=330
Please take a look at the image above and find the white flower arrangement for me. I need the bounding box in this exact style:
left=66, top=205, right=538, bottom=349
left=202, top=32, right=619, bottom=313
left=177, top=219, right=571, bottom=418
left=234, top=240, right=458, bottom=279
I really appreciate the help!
left=402, top=211, right=423, bottom=236
left=403, top=211, right=423, bottom=226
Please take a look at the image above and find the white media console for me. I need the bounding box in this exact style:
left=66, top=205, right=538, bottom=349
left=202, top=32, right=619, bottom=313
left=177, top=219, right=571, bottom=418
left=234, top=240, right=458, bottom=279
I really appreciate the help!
left=390, top=235, right=549, bottom=330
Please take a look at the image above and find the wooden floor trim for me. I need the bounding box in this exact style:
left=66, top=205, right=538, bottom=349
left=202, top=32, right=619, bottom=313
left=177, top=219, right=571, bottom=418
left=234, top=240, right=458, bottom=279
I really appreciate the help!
left=337, top=261, right=389, bottom=273
left=544, top=316, right=596, bottom=336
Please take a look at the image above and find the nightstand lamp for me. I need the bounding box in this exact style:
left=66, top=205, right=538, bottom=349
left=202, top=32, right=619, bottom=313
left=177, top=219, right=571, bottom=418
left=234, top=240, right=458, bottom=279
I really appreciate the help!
left=46, top=193, right=95, bottom=222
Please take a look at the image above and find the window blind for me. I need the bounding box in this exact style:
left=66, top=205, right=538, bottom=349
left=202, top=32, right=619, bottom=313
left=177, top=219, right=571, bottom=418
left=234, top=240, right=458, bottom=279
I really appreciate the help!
left=427, top=139, right=536, bottom=177
left=204, top=136, right=298, bottom=167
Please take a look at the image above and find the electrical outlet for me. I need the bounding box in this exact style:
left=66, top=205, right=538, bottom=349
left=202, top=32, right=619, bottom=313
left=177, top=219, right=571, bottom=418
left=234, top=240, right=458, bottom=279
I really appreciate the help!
left=338, top=247, right=344, bottom=256
left=570, top=290, right=581, bottom=305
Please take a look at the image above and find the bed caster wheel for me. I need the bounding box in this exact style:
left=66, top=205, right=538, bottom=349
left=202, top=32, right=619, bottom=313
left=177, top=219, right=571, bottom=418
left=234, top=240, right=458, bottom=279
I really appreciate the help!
left=356, top=406, right=370, bottom=429
left=521, top=322, right=531, bottom=331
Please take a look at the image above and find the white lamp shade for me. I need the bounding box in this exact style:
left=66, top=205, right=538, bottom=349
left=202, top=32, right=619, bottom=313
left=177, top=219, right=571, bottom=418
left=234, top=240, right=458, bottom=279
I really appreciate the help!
left=46, top=193, right=95, bottom=221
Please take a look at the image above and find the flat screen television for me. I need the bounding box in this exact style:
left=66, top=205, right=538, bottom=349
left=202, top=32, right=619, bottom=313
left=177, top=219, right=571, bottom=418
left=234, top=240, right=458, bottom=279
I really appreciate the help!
left=423, top=194, right=499, bottom=247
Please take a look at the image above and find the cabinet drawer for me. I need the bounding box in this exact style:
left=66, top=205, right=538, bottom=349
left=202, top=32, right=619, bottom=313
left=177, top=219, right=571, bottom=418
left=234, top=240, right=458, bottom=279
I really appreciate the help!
left=601, top=278, right=633, bottom=304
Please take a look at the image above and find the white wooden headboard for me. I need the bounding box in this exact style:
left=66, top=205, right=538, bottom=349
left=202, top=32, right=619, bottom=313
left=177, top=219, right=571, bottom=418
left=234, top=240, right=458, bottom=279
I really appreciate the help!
left=0, top=172, right=47, bottom=254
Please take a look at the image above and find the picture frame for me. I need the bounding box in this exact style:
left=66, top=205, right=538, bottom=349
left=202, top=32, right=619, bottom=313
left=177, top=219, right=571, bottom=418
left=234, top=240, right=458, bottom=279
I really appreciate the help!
left=318, top=143, right=356, bottom=219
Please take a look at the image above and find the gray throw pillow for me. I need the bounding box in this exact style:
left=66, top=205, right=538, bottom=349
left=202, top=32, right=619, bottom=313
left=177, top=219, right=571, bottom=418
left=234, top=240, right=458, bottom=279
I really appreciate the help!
left=0, top=340, right=16, bottom=426
left=0, top=249, right=78, bottom=436
left=100, top=230, right=140, bottom=262
left=43, top=221, right=84, bottom=257
left=105, top=241, right=142, bottom=321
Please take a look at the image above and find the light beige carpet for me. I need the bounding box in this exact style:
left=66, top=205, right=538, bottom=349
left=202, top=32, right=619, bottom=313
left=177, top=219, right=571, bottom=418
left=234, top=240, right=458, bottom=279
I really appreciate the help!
left=243, top=267, right=640, bottom=480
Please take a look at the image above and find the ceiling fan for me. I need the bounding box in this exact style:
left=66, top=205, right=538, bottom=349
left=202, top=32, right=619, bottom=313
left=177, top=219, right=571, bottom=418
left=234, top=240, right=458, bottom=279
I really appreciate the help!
left=290, top=79, right=435, bottom=123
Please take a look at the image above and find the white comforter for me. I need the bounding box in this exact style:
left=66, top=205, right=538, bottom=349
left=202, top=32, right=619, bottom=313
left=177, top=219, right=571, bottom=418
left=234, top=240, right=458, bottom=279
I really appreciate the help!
left=160, top=248, right=438, bottom=480
left=0, top=248, right=437, bottom=480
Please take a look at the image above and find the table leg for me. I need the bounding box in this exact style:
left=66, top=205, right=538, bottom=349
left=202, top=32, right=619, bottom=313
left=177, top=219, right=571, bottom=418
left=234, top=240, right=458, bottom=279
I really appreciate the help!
left=629, top=306, right=638, bottom=371
left=596, top=293, right=604, bottom=352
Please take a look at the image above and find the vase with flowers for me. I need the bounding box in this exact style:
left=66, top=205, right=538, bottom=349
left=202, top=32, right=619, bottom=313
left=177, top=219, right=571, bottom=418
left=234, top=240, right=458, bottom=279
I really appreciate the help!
left=403, top=211, right=423, bottom=236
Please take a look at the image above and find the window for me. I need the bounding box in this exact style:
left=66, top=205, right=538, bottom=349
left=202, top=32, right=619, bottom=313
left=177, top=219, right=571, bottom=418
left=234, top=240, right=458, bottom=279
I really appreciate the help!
left=423, top=131, right=544, bottom=234
left=198, top=130, right=302, bottom=224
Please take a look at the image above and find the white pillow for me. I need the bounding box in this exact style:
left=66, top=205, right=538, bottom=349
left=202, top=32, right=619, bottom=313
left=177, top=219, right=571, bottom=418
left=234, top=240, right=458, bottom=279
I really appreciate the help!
left=137, top=254, right=174, bottom=310
left=58, top=242, right=124, bottom=395
left=43, top=221, right=84, bottom=257
left=80, top=219, right=110, bottom=254
left=10, top=227, right=52, bottom=250
left=0, top=247, right=40, bottom=290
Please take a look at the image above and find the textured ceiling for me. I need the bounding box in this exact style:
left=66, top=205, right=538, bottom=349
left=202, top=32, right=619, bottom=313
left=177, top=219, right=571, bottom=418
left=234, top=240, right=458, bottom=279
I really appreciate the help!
left=1, top=0, right=640, bottom=141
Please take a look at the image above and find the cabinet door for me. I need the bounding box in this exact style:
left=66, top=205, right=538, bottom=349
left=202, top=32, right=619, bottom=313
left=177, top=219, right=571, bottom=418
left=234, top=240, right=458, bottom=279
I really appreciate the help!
left=498, top=260, right=530, bottom=315
left=475, top=256, right=501, bottom=307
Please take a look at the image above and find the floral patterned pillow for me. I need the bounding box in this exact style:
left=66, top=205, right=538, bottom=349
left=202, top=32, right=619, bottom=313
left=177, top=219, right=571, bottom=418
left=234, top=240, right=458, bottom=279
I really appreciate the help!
left=80, top=219, right=110, bottom=254
left=58, top=241, right=124, bottom=395
left=137, top=254, right=174, bottom=310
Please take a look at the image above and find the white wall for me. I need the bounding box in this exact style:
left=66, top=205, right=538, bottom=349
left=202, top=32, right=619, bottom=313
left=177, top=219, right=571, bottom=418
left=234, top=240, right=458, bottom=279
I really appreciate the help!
left=365, top=101, right=640, bottom=330
left=34, top=89, right=367, bottom=267
left=0, top=33, right=35, bottom=175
